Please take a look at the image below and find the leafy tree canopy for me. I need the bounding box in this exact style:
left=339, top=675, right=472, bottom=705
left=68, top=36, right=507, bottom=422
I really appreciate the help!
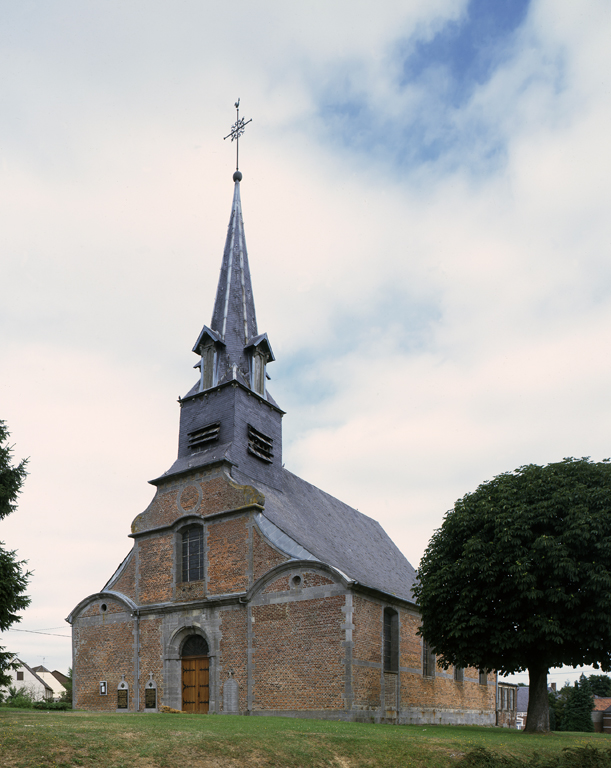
left=413, top=458, right=611, bottom=733
left=561, top=675, right=594, bottom=732
left=0, top=420, right=30, bottom=688
left=588, top=674, right=611, bottom=697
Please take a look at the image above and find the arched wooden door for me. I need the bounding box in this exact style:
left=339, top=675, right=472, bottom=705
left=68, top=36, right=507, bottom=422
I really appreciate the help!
left=181, top=635, right=209, bottom=713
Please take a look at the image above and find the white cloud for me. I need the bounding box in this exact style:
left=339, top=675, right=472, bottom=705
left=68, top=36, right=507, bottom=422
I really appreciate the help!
left=1, top=0, right=610, bottom=678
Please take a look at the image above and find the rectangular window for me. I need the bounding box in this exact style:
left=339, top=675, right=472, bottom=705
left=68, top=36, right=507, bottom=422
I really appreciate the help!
left=182, top=526, right=204, bottom=582
left=247, top=424, right=273, bottom=462
left=199, top=344, right=216, bottom=391
left=16, top=671, right=24, bottom=681
left=252, top=352, right=266, bottom=396
left=479, top=670, right=488, bottom=686
left=454, top=666, right=464, bottom=682
left=422, top=642, right=436, bottom=678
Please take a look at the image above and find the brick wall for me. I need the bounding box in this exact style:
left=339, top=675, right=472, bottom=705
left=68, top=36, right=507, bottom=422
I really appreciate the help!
left=138, top=616, right=163, bottom=709
left=252, top=527, right=288, bottom=581
left=219, top=606, right=248, bottom=711
left=353, top=596, right=382, bottom=665
left=399, top=610, right=422, bottom=670
left=263, top=575, right=290, bottom=594
left=111, top=550, right=137, bottom=600
left=252, top=596, right=345, bottom=711
left=74, top=609, right=134, bottom=711
left=131, top=469, right=264, bottom=534
left=207, top=516, right=248, bottom=594
left=137, top=534, right=173, bottom=604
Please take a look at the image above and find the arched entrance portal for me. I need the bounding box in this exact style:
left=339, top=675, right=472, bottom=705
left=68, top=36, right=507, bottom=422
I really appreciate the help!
left=181, top=635, right=209, bottom=713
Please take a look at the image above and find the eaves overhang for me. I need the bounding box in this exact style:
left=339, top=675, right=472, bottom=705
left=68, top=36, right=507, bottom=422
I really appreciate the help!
left=192, top=325, right=225, bottom=354
left=245, top=332, right=275, bottom=362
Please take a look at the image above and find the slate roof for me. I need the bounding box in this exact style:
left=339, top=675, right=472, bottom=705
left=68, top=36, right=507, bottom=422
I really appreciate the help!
left=516, top=687, right=529, bottom=712
left=233, top=467, right=418, bottom=604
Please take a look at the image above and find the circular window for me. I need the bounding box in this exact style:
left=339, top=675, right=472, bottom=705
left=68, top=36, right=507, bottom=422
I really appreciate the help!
left=291, top=575, right=302, bottom=588
left=100, top=603, right=107, bottom=612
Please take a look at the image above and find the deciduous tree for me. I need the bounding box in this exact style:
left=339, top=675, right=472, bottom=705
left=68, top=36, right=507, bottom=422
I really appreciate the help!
left=0, top=420, right=30, bottom=688
left=413, top=458, right=611, bottom=733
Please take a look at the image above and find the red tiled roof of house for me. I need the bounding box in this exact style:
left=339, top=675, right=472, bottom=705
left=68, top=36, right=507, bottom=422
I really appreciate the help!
left=592, top=698, right=611, bottom=711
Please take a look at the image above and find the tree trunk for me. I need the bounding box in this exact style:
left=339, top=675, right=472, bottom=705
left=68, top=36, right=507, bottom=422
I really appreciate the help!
left=525, top=664, right=550, bottom=733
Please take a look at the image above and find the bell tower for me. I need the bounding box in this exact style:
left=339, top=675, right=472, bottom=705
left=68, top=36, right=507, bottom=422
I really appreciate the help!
left=153, top=141, right=284, bottom=490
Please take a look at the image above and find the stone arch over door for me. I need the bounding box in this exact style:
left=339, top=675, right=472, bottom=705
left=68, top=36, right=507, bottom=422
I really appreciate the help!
left=163, top=624, right=216, bottom=712
left=181, top=634, right=210, bottom=713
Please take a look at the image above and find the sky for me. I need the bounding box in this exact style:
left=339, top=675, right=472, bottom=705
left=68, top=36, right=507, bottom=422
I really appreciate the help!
left=1, top=0, right=610, bottom=689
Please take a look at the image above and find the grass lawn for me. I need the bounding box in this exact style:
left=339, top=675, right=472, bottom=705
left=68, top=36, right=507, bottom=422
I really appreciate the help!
left=0, top=709, right=610, bottom=768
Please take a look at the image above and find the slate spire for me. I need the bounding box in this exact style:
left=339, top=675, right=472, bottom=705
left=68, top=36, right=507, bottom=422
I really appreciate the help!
left=191, top=174, right=275, bottom=395
left=210, top=178, right=258, bottom=357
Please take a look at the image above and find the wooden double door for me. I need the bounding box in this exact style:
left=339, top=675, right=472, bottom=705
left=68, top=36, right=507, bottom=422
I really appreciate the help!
left=181, top=656, right=209, bottom=713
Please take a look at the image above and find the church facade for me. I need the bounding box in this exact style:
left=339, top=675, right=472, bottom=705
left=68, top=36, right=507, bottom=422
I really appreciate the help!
left=68, top=171, right=497, bottom=724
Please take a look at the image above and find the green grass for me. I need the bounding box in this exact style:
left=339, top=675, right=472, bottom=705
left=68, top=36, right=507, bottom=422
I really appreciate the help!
left=0, top=708, right=609, bottom=767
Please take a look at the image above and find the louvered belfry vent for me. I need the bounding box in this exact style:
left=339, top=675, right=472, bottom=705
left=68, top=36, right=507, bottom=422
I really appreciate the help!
left=188, top=422, right=221, bottom=451
left=247, top=424, right=274, bottom=463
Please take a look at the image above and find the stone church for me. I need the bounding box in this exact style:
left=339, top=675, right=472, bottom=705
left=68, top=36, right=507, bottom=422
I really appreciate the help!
left=68, top=169, right=497, bottom=724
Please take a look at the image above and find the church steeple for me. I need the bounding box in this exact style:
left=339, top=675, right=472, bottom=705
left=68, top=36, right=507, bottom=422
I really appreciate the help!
left=155, top=165, right=283, bottom=491
left=191, top=175, right=275, bottom=396
left=211, top=178, right=257, bottom=350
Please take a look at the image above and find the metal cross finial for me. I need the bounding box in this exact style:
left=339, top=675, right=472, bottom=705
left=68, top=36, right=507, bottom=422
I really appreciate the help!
left=224, top=98, right=252, bottom=174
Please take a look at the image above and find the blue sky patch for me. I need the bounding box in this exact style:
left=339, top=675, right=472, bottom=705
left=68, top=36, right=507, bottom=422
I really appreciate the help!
left=317, top=0, right=531, bottom=173
left=402, top=0, right=531, bottom=106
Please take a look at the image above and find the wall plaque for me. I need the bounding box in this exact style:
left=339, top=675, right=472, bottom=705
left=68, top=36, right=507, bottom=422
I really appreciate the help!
left=145, top=687, right=157, bottom=709
left=223, top=677, right=239, bottom=714
left=117, top=689, right=128, bottom=709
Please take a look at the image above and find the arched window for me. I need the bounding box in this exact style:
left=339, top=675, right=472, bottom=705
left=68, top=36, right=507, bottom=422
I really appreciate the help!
left=252, top=350, right=266, bottom=396
left=181, top=526, right=204, bottom=583
left=181, top=634, right=209, bottom=658
left=383, top=608, right=399, bottom=672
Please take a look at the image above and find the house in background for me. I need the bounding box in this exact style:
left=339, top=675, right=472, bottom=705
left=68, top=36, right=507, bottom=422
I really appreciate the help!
left=516, top=687, right=529, bottom=730
left=592, top=696, right=611, bottom=733
left=496, top=681, right=517, bottom=727
left=31, top=665, right=67, bottom=701
left=2, top=660, right=54, bottom=701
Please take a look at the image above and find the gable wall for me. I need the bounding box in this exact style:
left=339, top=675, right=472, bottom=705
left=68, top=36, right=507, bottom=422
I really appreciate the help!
left=73, top=598, right=135, bottom=712
left=249, top=568, right=347, bottom=712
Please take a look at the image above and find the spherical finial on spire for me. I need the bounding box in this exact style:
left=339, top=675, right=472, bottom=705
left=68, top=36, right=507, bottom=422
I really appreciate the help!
left=233, top=170, right=243, bottom=182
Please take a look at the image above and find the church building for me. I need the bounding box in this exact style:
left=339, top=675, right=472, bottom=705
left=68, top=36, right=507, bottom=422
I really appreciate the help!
left=67, top=166, right=497, bottom=724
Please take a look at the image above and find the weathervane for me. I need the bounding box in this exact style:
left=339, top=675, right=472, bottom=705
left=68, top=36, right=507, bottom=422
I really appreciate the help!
left=224, top=99, right=252, bottom=178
